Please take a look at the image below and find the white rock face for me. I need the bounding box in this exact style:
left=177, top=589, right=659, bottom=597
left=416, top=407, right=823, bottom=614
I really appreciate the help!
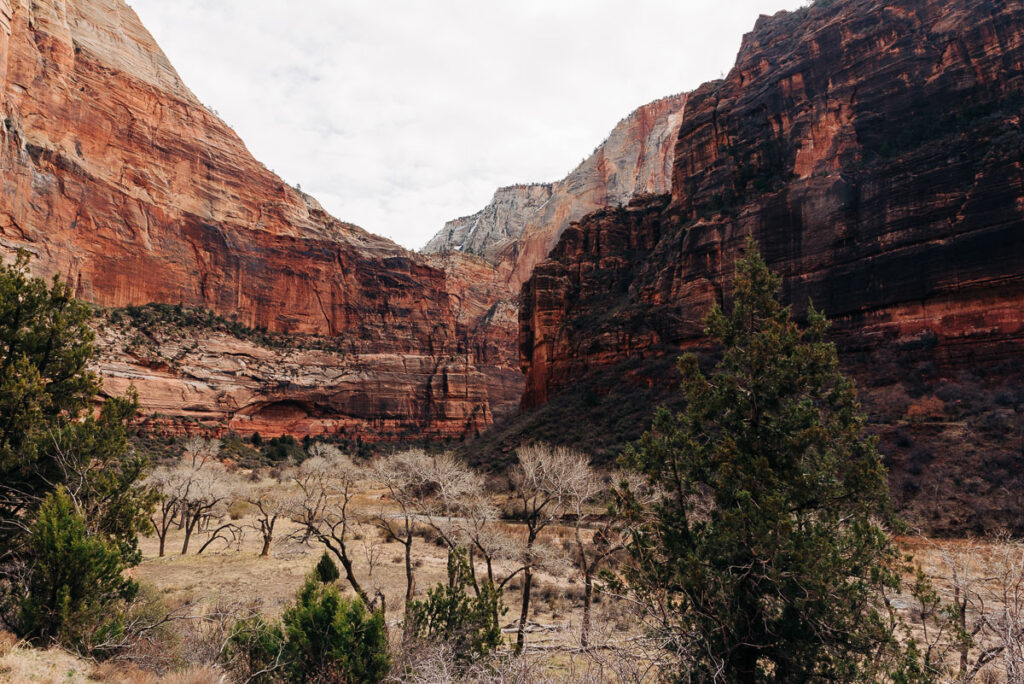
left=421, top=92, right=689, bottom=290
left=423, top=183, right=554, bottom=261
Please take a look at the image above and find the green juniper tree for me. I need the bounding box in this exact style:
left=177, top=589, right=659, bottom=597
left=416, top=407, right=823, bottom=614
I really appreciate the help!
left=281, top=576, right=391, bottom=683
left=18, top=487, right=138, bottom=654
left=406, top=547, right=505, bottom=664
left=225, top=572, right=392, bottom=683
left=0, top=252, right=154, bottom=646
left=0, top=251, right=99, bottom=555
left=622, top=240, right=916, bottom=682
left=315, top=550, right=341, bottom=584
left=49, top=392, right=154, bottom=565
left=225, top=614, right=287, bottom=684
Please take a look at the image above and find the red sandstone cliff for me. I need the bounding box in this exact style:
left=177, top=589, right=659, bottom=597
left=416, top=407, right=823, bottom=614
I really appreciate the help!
left=0, top=0, right=519, bottom=439
left=518, top=0, right=1024, bottom=532
left=423, top=93, right=688, bottom=291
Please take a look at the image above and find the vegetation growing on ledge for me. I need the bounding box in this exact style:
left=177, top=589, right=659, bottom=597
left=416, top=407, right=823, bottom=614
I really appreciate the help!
left=98, top=302, right=351, bottom=353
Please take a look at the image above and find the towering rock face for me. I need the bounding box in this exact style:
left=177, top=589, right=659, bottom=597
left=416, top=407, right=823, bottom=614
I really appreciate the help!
left=422, top=252, right=523, bottom=422
left=520, top=0, right=1024, bottom=532
left=0, top=0, right=519, bottom=439
left=423, top=183, right=554, bottom=265
left=423, top=94, right=688, bottom=291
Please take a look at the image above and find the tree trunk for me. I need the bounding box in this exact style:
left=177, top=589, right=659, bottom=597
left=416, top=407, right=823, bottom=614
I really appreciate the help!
left=957, top=598, right=969, bottom=678
left=181, top=519, right=195, bottom=555
left=260, top=517, right=275, bottom=557
left=485, top=557, right=502, bottom=625
left=404, top=538, right=415, bottom=603
left=581, top=568, right=594, bottom=648
left=151, top=511, right=171, bottom=557
left=196, top=523, right=234, bottom=554
left=467, top=546, right=480, bottom=596
left=516, top=567, right=533, bottom=654
left=734, top=645, right=759, bottom=684
left=335, top=546, right=373, bottom=611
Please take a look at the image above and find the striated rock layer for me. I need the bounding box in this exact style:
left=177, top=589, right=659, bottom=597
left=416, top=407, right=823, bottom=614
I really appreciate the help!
left=0, top=0, right=519, bottom=439
left=519, top=0, right=1024, bottom=532
left=423, top=93, right=688, bottom=291
left=93, top=309, right=504, bottom=440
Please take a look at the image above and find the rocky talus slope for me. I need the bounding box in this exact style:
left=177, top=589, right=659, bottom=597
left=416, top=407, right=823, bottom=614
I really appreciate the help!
left=423, top=93, right=688, bottom=291
left=0, top=0, right=519, bottom=439
left=518, top=0, right=1024, bottom=533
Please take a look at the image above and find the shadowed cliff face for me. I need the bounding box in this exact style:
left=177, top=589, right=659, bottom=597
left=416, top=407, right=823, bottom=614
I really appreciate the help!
left=0, top=0, right=520, bottom=440
left=519, top=0, right=1024, bottom=533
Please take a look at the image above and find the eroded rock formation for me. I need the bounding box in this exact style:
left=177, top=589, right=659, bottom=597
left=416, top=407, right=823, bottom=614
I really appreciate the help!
left=519, top=0, right=1024, bottom=532
left=423, top=93, right=688, bottom=291
left=0, top=0, right=519, bottom=439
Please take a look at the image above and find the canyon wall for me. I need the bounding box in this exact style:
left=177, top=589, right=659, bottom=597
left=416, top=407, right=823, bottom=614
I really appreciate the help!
left=0, top=0, right=519, bottom=440
left=423, top=93, right=688, bottom=291
left=519, top=0, right=1024, bottom=532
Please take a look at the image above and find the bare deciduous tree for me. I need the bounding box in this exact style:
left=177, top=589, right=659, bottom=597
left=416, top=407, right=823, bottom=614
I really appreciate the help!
left=509, top=443, right=589, bottom=654
left=147, top=439, right=234, bottom=556
left=289, top=445, right=377, bottom=609
left=246, top=481, right=293, bottom=557
left=373, top=450, right=429, bottom=605
left=425, top=462, right=540, bottom=640
left=182, top=436, right=221, bottom=469
left=565, top=467, right=650, bottom=648
left=180, top=468, right=234, bottom=555
left=563, top=459, right=603, bottom=649
left=461, top=490, right=526, bottom=594
left=908, top=536, right=1024, bottom=682
left=145, top=467, right=180, bottom=557
left=409, top=451, right=482, bottom=551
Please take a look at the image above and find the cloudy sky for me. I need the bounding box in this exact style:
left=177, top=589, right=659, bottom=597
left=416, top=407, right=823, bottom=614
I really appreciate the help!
left=128, top=1, right=805, bottom=250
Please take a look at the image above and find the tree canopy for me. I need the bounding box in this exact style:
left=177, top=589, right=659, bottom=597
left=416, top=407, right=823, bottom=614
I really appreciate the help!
left=0, top=252, right=153, bottom=649
left=623, top=240, right=911, bottom=682
left=18, top=487, right=138, bottom=654
left=0, top=252, right=99, bottom=552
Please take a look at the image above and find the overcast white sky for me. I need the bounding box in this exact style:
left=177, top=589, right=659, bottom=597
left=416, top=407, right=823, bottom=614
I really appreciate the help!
left=127, top=1, right=805, bottom=250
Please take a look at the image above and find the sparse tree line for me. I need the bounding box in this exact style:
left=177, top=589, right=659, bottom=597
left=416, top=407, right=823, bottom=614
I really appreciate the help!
left=3, top=247, right=1024, bottom=682
left=146, top=436, right=639, bottom=680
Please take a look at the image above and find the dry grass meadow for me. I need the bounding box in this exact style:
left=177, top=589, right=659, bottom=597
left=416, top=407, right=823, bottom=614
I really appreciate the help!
left=3, top=465, right=1023, bottom=683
